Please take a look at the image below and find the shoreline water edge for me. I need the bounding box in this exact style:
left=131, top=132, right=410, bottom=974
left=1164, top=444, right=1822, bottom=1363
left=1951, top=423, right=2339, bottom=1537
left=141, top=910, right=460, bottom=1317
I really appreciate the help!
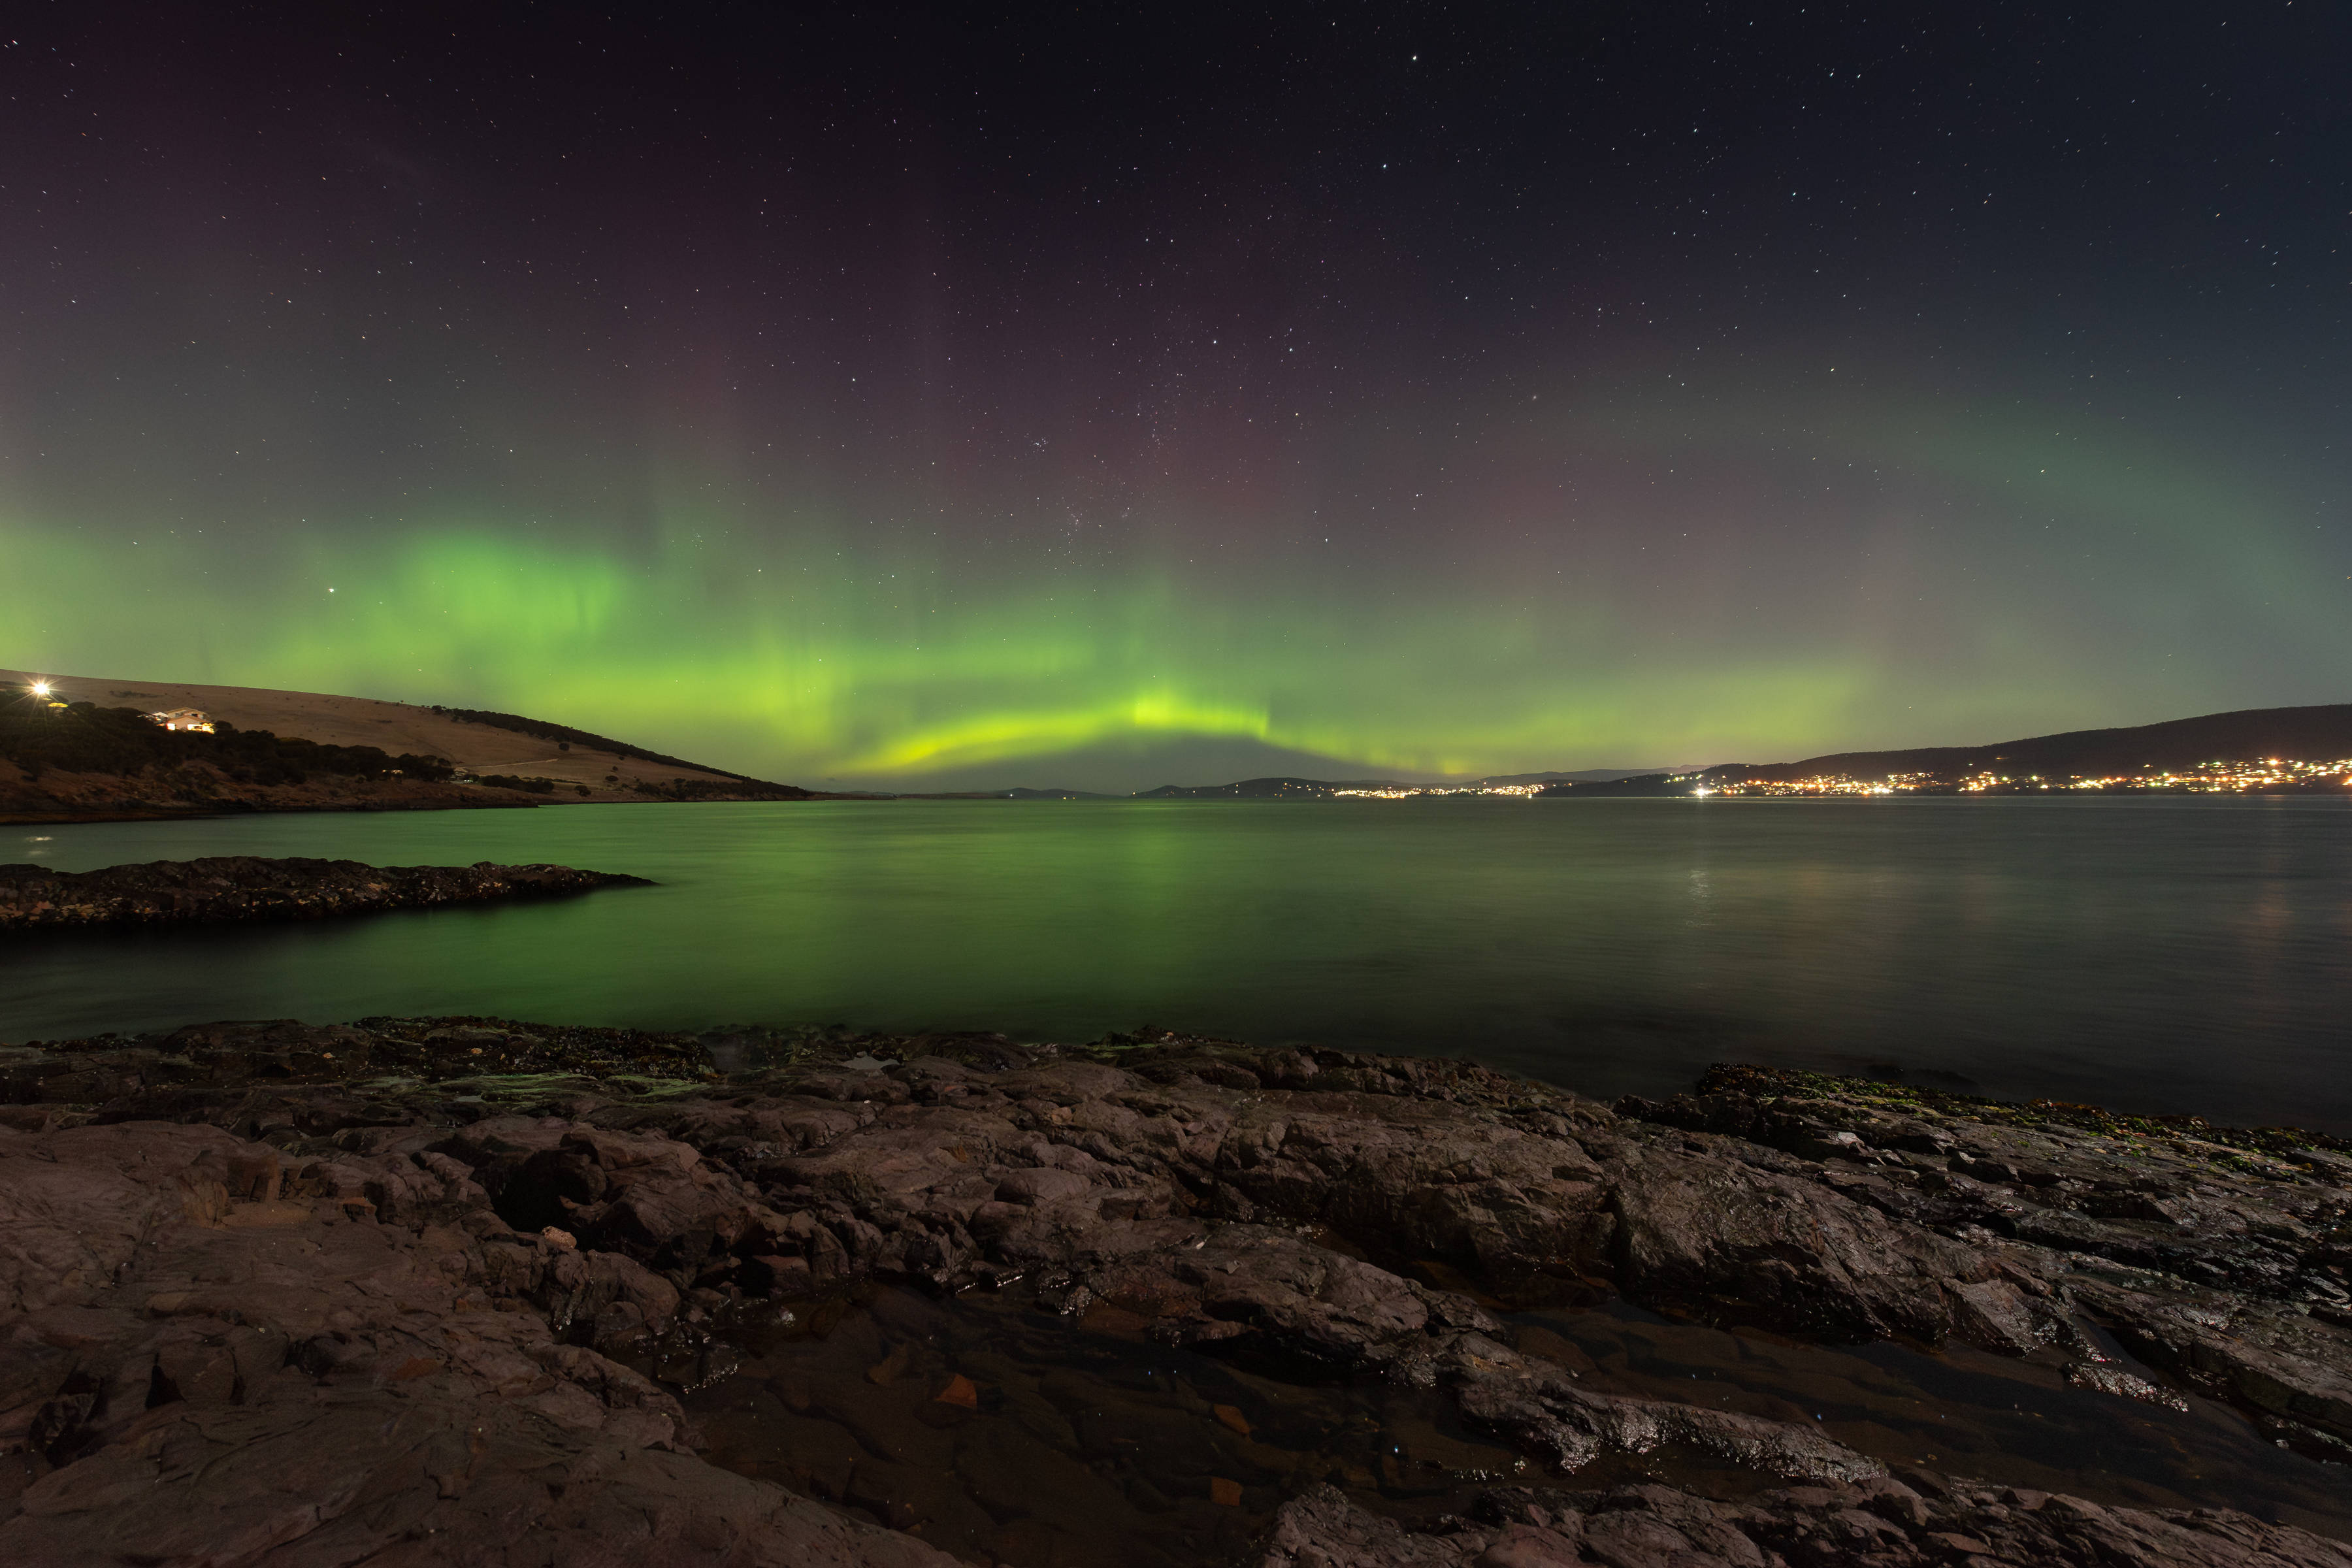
left=0, top=1015, right=2344, bottom=1565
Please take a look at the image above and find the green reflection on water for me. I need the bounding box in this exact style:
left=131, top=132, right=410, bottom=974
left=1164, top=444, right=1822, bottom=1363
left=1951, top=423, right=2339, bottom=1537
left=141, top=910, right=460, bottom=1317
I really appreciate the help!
left=6, top=796, right=2350, bottom=1128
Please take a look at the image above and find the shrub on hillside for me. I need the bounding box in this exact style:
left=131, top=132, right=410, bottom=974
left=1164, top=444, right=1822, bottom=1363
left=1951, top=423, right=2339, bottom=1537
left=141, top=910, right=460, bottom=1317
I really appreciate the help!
left=0, top=701, right=455, bottom=785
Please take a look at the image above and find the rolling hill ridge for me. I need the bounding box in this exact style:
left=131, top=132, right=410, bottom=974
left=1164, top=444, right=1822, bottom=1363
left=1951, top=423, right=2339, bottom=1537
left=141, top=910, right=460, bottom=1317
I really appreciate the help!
left=0, top=670, right=814, bottom=822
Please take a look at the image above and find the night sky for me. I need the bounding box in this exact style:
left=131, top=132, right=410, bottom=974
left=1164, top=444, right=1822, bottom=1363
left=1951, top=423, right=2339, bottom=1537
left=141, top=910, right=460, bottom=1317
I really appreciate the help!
left=4, top=4, right=2347, bottom=791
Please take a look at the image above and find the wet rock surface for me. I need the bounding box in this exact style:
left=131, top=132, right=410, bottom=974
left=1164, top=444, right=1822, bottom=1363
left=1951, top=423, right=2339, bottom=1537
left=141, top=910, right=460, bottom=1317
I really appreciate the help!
left=1620, top=1064, right=2352, bottom=1461
left=1263, top=1480, right=2352, bottom=1568
left=0, top=1019, right=2343, bottom=1565
left=0, top=855, right=652, bottom=930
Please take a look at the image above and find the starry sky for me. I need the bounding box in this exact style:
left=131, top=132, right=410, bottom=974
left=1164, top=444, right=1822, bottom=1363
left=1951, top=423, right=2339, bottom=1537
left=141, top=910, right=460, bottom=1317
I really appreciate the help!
left=3, top=3, right=2347, bottom=791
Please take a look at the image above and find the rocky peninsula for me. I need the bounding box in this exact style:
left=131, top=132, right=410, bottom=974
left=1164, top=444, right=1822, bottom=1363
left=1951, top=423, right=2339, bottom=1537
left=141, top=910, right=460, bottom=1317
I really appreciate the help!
left=0, top=856, right=652, bottom=930
left=0, top=1018, right=2345, bottom=1566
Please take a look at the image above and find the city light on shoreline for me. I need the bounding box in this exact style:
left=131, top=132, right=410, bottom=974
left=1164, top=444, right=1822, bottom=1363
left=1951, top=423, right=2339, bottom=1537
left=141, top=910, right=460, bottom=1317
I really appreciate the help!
left=1673, top=759, right=2352, bottom=798
left=1324, top=758, right=2352, bottom=802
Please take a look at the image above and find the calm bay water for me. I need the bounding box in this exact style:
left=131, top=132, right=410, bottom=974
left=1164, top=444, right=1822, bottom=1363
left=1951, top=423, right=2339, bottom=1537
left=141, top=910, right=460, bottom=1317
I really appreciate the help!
left=5, top=796, right=2348, bottom=1129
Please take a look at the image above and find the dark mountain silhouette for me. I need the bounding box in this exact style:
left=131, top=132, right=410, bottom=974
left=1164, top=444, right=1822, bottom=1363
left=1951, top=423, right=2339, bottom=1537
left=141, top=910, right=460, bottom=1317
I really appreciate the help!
left=1135, top=777, right=1401, bottom=799
left=1475, top=768, right=1671, bottom=785
left=1131, top=767, right=1680, bottom=799
left=1720, top=704, right=2352, bottom=783
left=1540, top=705, right=2352, bottom=795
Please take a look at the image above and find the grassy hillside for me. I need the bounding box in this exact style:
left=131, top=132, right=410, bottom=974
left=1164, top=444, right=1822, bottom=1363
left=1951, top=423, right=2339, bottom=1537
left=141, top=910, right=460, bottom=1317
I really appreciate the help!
left=0, top=671, right=818, bottom=819
left=428, top=706, right=775, bottom=786
left=0, top=669, right=810, bottom=801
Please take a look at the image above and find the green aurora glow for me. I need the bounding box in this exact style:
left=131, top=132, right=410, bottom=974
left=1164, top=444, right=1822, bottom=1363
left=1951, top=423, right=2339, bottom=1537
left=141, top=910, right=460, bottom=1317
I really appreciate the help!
left=8, top=8, right=2349, bottom=791
left=8, top=374, right=2345, bottom=791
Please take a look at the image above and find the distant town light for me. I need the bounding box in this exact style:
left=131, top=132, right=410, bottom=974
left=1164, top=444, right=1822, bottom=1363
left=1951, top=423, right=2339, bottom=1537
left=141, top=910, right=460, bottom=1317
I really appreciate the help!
left=144, top=707, right=216, bottom=734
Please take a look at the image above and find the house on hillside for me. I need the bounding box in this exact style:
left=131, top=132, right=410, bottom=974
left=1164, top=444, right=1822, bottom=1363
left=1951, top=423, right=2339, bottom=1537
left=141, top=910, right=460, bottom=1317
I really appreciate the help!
left=146, top=708, right=216, bottom=733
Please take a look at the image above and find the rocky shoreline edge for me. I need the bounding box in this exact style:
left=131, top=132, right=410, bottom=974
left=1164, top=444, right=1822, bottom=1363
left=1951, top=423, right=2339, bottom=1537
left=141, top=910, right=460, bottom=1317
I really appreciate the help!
left=0, top=856, right=653, bottom=930
left=1, top=1017, right=2345, bottom=1566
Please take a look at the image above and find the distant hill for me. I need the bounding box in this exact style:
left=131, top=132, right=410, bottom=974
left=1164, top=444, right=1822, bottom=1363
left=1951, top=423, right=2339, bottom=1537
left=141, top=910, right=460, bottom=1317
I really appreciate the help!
left=1728, top=704, right=2352, bottom=783
left=0, top=670, right=815, bottom=821
left=1135, top=776, right=1407, bottom=799
left=1473, top=768, right=1673, bottom=785
left=1130, top=768, right=1671, bottom=799
left=882, top=786, right=1119, bottom=800
left=1539, top=704, right=2352, bottom=796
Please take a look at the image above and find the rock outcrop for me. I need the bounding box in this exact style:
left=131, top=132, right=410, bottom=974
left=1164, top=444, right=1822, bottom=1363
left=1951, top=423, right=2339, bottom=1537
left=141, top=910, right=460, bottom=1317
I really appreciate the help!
left=1260, top=1480, right=2352, bottom=1568
left=1, top=1020, right=2345, bottom=1565
left=0, top=1115, right=955, bottom=1565
left=0, top=856, right=652, bottom=930
left=1620, top=1064, right=2352, bottom=1460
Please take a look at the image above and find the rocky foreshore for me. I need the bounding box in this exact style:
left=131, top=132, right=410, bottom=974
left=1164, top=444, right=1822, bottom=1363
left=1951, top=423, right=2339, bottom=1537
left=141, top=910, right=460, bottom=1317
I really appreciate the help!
left=0, top=1018, right=2345, bottom=1565
left=0, top=856, right=653, bottom=930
